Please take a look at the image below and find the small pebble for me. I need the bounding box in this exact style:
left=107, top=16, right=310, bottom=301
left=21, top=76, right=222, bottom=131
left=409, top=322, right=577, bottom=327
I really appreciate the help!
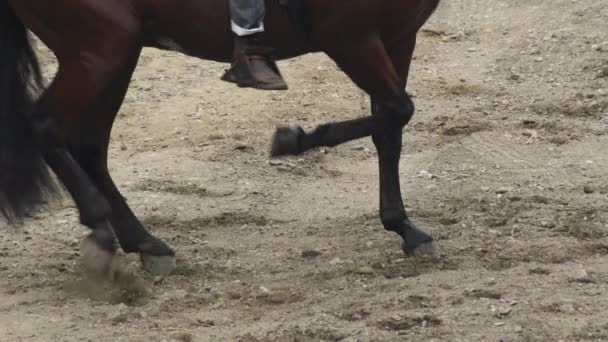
left=541, top=221, right=556, bottom=229
left=301, top=249, right=322, bottom=259
left=172, top=332, right=194, bottom=342
left=495, top=186, right=514, bottom=194
left=329, top=258, right=342, bottom=266
left=354, top=267, right=375, bottom=275
left=583, top=185, right=595, bottom=194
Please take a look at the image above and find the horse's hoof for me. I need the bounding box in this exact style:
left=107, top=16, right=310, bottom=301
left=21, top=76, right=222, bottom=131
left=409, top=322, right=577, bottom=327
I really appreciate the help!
left=140, top=254, right=176, bottom=276
left=136, top=235, right=176, bottom=276
left=80, top=234, right=117, bottom=278
left=401, top=225, right=436, bottom=257
left=270, top=126, right=304, bottom=157
left=402, top=240, right=437, bottom=257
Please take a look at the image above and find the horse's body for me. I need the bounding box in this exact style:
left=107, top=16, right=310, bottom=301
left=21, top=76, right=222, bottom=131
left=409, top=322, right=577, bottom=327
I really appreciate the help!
left=1, top=0, right=440, bottom=277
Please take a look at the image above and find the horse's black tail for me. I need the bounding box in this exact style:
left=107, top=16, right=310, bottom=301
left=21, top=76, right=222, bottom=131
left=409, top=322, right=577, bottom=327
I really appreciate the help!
left=0, top=3, right=58, bottom=223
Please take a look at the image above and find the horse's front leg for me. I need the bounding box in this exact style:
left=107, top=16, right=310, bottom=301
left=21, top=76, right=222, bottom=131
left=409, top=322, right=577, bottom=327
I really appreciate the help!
left=370, top=97, right=435, bottom=256
left=271, top=33, right=435, bottom=256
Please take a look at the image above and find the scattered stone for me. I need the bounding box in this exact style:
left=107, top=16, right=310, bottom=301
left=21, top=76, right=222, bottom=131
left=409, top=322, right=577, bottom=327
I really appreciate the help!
left=259, top=286, right=271, bottom=295
left=195, top=318, right=216, bottom=327
left=255, top=287, right=299, bottom=305
left=451, top=297, right=465, bottom=305
left=153, top=276, right=164, bottom=285
left=353, top=266, right=375, bottom=275
left=418, top=170, right=438, bottom=179
left=495, top=186, right=514, bottom=194
left=108, top=303, right=130, bottom=325
left=485, top=278, right=497, bottom=286
left=493, top=305, right=512, bottom=318
left=514, top=325, right=524, bottom=333
left=375, top=315, right=442, bottom=331
left=329, top=258, right=343, bottom=266
left=583, top=185, right=596, bottom=194
left=509, top=74, right=521, bottom=81
left=301, top=249, right=322, bottom=259
left=439, top=217, right=460, bottom=225
left=465, top=289, right=502, bottom=299
left=225, top=290, right=242, bottom=300
left=540, top=221, right=556, bottom=229
left=234, top=144, right=252, bottom=152
left=522, top=119, right=538, bottom=127
left=529, top=267, right=551, bottom=275
left=569, top=267, right=595, bottom=284
left=559, top=303, right=576, bottom=314
left=522, top=129, right=539, bottom=139
left=530, top=195, right=550, bottom=204
left=508, top=195, right=522, bottom=202
left=268, top=159, right=295, bottom=168
left=172, top=332, right=195, bottom=342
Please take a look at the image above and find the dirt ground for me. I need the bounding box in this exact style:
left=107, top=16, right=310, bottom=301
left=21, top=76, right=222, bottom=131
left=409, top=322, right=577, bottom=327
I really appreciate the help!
left=2, top=0, right=608, bottom=341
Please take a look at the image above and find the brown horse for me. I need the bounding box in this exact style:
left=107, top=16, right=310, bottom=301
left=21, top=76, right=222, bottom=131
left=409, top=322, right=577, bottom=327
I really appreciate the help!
left=0, top=0, right=440, bottom=277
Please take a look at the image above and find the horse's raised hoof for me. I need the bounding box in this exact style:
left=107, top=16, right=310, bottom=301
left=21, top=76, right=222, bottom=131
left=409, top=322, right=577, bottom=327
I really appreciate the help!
left=270, top=126, right=305, bottom=157
left=138, top=236, right=176, bottom=276
left=401, top=226, right=437, bottom=257
left=402, top=240, right=437, bottom=257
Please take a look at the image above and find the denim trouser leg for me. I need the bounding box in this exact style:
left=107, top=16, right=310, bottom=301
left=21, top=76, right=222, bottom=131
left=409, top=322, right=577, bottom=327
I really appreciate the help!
left=229, top=0, right=265, bottom=36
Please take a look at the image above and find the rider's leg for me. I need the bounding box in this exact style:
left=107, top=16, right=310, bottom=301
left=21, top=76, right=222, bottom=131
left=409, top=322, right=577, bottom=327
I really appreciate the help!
left=229, top=0, right=265, bottom=35
left=222, top=0, right=288, bottom=90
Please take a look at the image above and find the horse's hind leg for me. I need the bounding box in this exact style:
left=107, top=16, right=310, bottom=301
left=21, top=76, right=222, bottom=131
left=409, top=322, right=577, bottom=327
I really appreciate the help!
left=68, top=50, right=176, bottom=276
left=30, top=67, right=119, bottom=277
left=324, top=35, right=435, bottom=256
left=29, top=38, right=147, bottom=279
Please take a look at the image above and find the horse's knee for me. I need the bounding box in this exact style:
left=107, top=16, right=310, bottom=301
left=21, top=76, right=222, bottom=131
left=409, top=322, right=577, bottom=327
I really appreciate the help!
left=374, top=94, right=415, bottom=128
left=387, top=95, right=415, bottom=127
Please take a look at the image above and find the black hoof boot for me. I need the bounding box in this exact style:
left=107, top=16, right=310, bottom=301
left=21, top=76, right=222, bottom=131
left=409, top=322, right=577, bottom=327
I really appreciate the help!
left=401, top=225, right=436, bottom=257
left=270, top=126, right=305, bottom=157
